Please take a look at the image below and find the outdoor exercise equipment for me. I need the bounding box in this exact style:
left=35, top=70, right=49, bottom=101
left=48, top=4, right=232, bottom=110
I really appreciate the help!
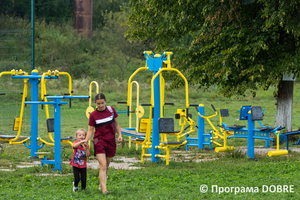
left=186, top=104, right=233, bottom=152
left=268, top=131, right=288, bottom=157
left=0, top=70, right=30, bottom=145
left=39, top=70, right=74, bottom=147
left=268, top=127, right=300, bottom=157
left=120, top=51, right=196, bottom=165
left=0, top=69, right=50, bottom=157
left=1, top=69, right=88, bottom=170
left=126, top=80, right=144, bottom=149
left=221, top=106, right=283, bottom=159
left=25, top=95, right=89, bottom=171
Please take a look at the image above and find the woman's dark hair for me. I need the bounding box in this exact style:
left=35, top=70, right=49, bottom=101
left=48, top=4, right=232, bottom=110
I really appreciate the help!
left=94, top=93, right=106, bottom=102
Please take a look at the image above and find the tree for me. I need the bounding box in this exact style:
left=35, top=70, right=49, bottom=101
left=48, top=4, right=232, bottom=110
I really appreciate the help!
left=127, top=0, right=300, bottom=131
left=100, top=6, right=155, bottom=78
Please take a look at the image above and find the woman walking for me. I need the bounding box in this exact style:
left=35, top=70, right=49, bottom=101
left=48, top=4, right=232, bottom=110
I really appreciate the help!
left=85, top=93, right=122, bottom=194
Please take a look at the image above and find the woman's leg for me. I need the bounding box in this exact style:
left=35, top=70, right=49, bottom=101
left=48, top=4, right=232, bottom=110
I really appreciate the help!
left=96, top=154, right=108, bottom=193
left=98, top=156, right=112, bottom=191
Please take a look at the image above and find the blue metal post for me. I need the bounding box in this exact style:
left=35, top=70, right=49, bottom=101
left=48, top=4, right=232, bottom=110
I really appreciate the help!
left=264, top=136, right=271, bottom=148
left=53, top=98, right=62, bottom=171
left=198, top=105, right=205, bottom=149
left=28, top=70, right=39, bottom=158
left=247, top=111, right=255, bottom=159
left=152, top=72, right=160, bottom=163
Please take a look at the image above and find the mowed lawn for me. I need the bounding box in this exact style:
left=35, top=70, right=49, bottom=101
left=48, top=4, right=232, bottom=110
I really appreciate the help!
left=1, top=81, right=300, bottom=199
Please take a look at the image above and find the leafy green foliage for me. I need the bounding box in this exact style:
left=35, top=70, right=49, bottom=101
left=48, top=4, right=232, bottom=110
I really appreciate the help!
left=99, top=6, right=155, bottom=78
left=35, top=20, right=96, bottom=78
left=127, top=0, right=300, bottom=98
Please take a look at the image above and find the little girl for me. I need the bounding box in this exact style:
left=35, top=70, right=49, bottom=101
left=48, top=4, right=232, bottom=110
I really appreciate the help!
left=70, top=128, right=91, bottom=192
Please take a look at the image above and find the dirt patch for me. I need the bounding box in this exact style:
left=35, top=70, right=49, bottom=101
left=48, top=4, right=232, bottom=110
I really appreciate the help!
left=35, top=173, right=73, bottom=177
left=2, top=146, right=299, bottom=173
left=84, top=156, right=143, bottom=170
left=235, top=146, right=300, bottom=156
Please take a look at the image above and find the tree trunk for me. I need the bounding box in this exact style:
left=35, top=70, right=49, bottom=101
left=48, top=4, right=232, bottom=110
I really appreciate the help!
left=274, top=80, right=294, bottom=132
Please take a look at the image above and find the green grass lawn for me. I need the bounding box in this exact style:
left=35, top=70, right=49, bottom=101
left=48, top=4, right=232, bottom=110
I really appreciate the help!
left=1, top=79, right=300, bottom=199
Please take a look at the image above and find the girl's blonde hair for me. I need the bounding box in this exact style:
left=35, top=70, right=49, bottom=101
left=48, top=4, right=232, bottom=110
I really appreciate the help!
left=75, top=128, right=87, bottom=137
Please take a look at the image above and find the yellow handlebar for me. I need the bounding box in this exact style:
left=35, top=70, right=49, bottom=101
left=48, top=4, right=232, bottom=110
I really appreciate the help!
left=89, top=81, right=99, bottom=107
left=0, top=69, right=28, bottom=78
left=127, top=67, right=148, bottom=106
left=150, top=68, right=189, bottom=108
left=197, top=111, right=218, bottom=120
left=41, top=70, right=72, bottom=100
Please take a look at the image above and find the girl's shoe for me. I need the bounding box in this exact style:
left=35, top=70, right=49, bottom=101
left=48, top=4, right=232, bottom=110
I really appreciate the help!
left=73, top=182, right=79, bottom=192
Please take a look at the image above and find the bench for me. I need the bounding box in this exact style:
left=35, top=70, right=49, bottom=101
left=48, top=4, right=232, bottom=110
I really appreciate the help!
left=121, top=128, right=146, bottom=139
left=0, top=135, right=16, bottom=139
left=257, top=127, right=274, bottom=131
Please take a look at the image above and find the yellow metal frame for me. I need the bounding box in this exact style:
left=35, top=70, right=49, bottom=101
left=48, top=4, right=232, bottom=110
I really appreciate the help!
left=88, top=81, right=99, bottom=107
left=41, top=70, right=72, bottom=101
left=148, top=52, right=191, bottom=165
left=127, top=66, right=148, bottom=107
left=174, top=109, right=197, bottom=140
left=39, top=70, right=73, bottom=147
left=128, top=81, right=145, bottom=150
left=195, top=104, right=234, bottom=152
left=268, top=131, right=288, bottom=156
left=155, top=141, right=187, bottom=165
left=86, top=81, right=99, bottom=147
left=150, top=53, right=189, bottom=109
left=0, top=70, right=30, bottom=144
left=126, top=66, right=149, bottom=157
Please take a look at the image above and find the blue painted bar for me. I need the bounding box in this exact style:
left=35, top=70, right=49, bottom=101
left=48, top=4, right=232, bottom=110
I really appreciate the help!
left=47, top=96, right=89, bottom=99
left=198, top=105, right=205, bottom=149
left=152, top=71, right=160, bottom=163
left=11, top=75, right=58, bottom=79
left=117, top=111, right=132, bottom=114
left=25, top=101, right=68, bottom=105
left=28, top=70, right=39, bottom=158
left=53, top=98, right=62, bottom=171
left=247, top=111, right=255, bottom=159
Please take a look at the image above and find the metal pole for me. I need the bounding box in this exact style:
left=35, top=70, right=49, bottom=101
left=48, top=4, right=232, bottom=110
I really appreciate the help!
left=31, top=0, right=35, bottom=70
left=198, top=105, right=205, bottom=149
left=53, top=99, right=62, bottom=171
left=247, top=111, right=255, bottom=159
left=152, top=71, right=160, bottom=163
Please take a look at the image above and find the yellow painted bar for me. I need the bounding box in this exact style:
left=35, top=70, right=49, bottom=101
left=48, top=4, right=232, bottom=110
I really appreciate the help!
left=9, top=137, right=30, bottom=145
left=61, top=139, right=73, bottom=147
left=127, top=67, right=148, bottom=106
left=0, top=71, right=14, bottom=77
left=129, top=81, right=140, bottom=149
left=41, top=82, right=55, bottom=143
left=160, top=74, right=165, bottom=118
left=268, top=150, right=288, bottom=156
left=215, top=146, right=235, bottom=152
left=89, top=81, right=99, bottom=107
left=40, top=70, right=51, bottom=100
left=151, top=68, right=189, bottom=108
left=58, top=71, right=73, bottom=96
left=268, top=131, right=288, bottom=156
left=41, top=70, right=72, bottom=100
left=0, top=69, right=28, bottom=78
left=10, top=79, right=28, bottom=143
left=197, top=109, right=218, bottom=134
left=38, top=137, right=54, bottom=146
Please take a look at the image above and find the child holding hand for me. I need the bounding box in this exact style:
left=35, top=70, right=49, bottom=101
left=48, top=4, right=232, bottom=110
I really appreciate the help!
left=70, top=128, right=90, bottom=192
